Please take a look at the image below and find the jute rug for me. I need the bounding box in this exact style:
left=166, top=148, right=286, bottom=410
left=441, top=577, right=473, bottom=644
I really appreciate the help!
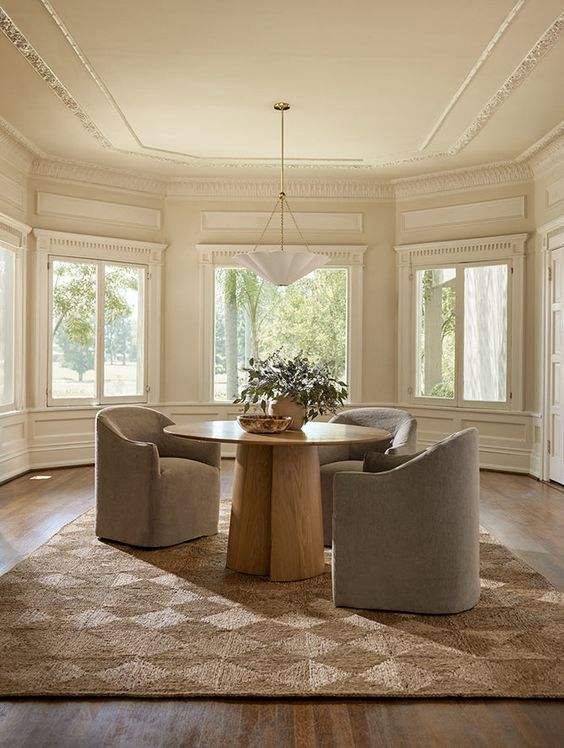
left=0, top=499, right=562, bottom=698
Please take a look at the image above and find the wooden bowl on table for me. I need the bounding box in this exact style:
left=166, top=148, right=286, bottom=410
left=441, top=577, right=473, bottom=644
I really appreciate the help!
left=237, top=415, right=292, bottom=434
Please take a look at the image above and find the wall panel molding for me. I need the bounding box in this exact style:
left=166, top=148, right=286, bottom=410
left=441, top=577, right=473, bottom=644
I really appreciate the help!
left=201, top=211, right=363, bottom=232
left=0, top=401, right=538, bottom=483
left=546, top=175, right=564, bottom=209
left=37, top=192, right=162, bottom=230
left=0, top=172, right=24, bottom=209
left=401, top=195, right=526, bottom=232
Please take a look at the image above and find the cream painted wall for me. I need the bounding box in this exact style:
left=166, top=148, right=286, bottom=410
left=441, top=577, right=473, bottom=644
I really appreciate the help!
left=163, top=198, right=396, bottom=403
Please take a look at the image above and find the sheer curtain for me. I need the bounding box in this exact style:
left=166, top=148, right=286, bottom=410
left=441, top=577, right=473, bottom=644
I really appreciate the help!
left=464, top=264, right=507, bottom=402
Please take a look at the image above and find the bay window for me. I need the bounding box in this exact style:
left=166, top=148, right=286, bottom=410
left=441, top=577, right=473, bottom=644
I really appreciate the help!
left=0, top=245, right=15, bottom=410
left=397, top=234, right=525, bottom=410
left=199, top=244, right=365, bottom=403
left=48, top=257, right=147, bottom=405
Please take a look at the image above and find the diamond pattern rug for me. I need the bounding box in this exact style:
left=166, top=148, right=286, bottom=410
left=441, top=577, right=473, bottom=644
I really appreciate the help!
left=0, top=500, right=562, bottom=698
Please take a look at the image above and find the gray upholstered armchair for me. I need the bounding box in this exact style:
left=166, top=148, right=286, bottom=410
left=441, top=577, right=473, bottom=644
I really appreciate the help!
left=95, top=406, right=221, bottom=548
left=318, top=408, right=417, bottom=545
left=332, top=428, right=480, bottom=614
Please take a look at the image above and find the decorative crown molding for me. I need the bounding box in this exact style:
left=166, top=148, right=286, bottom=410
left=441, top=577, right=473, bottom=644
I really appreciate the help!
left=523, top=131, right=564, bottom=177
left=167, top=178, right=393, bottom=201
left=0, top=210, right=32, bottom=248
left=393, top=161, right=533, bottom=200
left=31, top=157, right=167, bottom=196
left=0, top=116, right=38, bottom=173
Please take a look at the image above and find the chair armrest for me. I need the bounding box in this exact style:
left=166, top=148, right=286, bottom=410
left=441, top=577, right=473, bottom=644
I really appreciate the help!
left=159, top=432, right=221, bottom=469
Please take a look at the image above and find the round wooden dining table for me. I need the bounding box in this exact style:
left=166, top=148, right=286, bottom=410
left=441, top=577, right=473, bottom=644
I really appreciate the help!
left=163, top=420, right=390, bottom=582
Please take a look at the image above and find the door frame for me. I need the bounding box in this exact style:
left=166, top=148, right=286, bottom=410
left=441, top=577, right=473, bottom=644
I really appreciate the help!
left=540, top=216, right=564, bottom=482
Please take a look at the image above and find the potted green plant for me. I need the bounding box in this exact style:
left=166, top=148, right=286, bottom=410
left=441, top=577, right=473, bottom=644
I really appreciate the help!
left=234, top=352, right=348, bottom=430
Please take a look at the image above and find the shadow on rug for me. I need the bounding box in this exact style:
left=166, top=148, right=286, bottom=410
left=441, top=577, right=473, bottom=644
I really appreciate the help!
left=0, top=500, right=562, bottom=697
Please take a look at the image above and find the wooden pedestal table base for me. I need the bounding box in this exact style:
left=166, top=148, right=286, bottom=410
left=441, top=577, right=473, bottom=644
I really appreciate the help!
left=163, top=420, right=390, bottom=582
left=227, top=443, right=324, bottom=581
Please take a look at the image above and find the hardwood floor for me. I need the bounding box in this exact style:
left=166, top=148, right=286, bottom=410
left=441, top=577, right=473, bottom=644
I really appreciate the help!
left=0, top=463, right=562, bottom=747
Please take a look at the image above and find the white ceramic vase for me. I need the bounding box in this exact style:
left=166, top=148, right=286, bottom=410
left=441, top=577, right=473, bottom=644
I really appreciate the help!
left=268, top=396, right=306, bottom=430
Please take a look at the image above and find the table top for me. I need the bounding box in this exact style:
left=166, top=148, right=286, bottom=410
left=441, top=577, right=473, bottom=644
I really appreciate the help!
left=164, top=420, right=390, bottom=446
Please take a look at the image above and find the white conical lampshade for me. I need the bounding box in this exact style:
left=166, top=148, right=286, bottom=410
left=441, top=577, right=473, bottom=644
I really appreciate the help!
left=234, top=249, right=330, bottom=286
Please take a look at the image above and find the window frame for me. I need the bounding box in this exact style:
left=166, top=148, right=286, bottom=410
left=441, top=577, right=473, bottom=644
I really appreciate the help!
left=198, top=244, right=366, bottom=404
left=34, top=229, right=166, bottom=409
left=0, top=214, right=30, bottom=415
left=396, top=234, right=526, bottom=412
left=47, top=255, right=149, bottom=407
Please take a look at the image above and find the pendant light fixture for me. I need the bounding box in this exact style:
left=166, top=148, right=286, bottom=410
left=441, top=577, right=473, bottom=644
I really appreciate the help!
left=234, top=102, right=330, bottom=286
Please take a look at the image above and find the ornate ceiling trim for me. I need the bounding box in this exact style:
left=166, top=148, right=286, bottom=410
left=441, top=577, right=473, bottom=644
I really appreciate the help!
left=419, top=0, right=526, bottom=151
left=0, top=3, right=557, bottom=172
left=518, top=124, right=564, bottom=176
left=393, top=161, right=533, bottom=200
left=449, top=13, right=564, bottom=155
left=0, top=9, right=111, bottom=149
left=0, top=115, right=40, bottom=172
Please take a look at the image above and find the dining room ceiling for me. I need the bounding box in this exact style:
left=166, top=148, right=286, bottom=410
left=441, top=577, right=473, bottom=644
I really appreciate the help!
left=0, top=0, right=563, bottom=178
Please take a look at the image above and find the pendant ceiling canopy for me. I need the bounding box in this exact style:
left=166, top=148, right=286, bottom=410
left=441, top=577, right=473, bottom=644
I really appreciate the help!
left=234, top=102, right=330, bottom=286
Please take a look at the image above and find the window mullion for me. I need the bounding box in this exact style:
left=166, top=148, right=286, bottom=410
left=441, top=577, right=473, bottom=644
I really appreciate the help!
left=96, top=261, right=105, bottom=405
left=454, top=267, right=465, bottom=408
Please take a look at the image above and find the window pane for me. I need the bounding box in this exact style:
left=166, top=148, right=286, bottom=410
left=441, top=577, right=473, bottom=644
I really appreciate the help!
left=0, top=248, right=15, bottom=406
left=214, top=267, right=347, bottom=400
left=51, top=260, right=96, bottom=400
left=464, top=264, right=508, bottom=402
left=416, top=268, right=456, bottom=399
left=104, top=264, right=144, bottom=397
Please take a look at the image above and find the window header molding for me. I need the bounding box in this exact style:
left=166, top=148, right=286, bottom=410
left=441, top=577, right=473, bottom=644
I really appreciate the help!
left=394, top=233, right=527, bottom=268
left=33, top=229, right=167, bottom=265
left=0, top=210, right=31, bottom=250
left=197, top=244, right=366, bottom=267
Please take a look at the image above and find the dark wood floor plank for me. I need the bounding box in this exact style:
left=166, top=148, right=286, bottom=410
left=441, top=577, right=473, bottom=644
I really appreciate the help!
left=0, top=464, right=563, bottom=747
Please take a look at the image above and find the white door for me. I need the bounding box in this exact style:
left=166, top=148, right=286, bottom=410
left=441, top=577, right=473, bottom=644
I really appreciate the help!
left=550, top=247, right=564, bottom=484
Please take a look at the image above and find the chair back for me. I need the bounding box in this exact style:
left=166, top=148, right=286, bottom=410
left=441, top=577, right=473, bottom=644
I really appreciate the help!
left=97, top=405, right=172, bottom=447
left=330, top=407, right=415, bottom=459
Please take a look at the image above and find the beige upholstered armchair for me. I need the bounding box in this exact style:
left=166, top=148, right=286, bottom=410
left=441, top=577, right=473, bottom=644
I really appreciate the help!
left=95, top=406, right=221, bottom=548
left=318, top=408, right=417, bottom=545
left=332, top=428, right=481, bottom=614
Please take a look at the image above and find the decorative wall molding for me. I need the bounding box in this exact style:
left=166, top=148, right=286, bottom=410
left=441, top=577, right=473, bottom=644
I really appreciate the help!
left=546, top=176, right=564, bottom=209
left=197, top=243, right=366, bottom=267
left=0, top=401, right=538, bottom=484
left=33, top=228, right=166, bottom=264
left=0, top=210, right=32, bottom=248
left=394, top=232, right=528, bottom=265
left=518, top=125, right=564, bottom=174
left=401, top=195, right=526, bottom=232
left=393, top=161, right=533, bottom=199
left=0, top=172, right=25, bottom=210
left=201, top=211, right=363, bottom=232
left=37, top=192, right=162, bottom=230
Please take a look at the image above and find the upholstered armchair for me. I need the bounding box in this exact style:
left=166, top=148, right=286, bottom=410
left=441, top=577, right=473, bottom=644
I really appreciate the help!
left=95, top=406, right=221, bottom=548
left=318, top=408, right=417, bottom=545
left=332, top=428, right=481, bottom=614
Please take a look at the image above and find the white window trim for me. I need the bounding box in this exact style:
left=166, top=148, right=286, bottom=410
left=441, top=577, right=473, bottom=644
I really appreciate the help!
left=33, top=229, right=166, bottom=408
left=197, top=244, right=366, bottom=404
left=0, top=212, right=31, bottom=414
left=395, top=233, right=526, bottom=412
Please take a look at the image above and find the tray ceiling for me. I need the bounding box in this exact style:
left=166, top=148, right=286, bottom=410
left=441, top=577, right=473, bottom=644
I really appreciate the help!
left=0, top=0, right=562, bottom=178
